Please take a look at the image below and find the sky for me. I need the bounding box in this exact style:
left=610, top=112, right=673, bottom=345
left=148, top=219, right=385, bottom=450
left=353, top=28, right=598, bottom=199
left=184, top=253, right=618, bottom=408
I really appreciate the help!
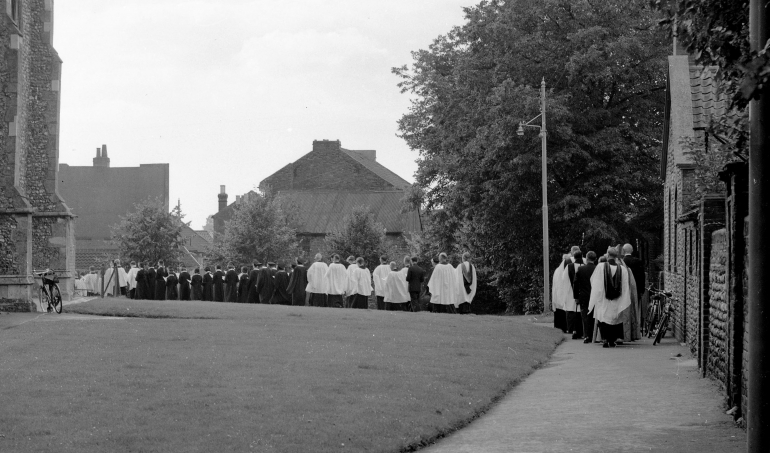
left=55, top=0, right=474, bottom=229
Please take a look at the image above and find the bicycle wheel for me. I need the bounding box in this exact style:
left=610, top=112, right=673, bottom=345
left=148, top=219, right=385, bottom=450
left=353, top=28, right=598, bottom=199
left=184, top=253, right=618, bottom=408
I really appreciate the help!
left=645, top=305, right=658, bottom=338
left=653, top=315, right=669, bottom=345
left=39, top=287, right=51, bottom=312
left=51, top=284, right=63, bottom=314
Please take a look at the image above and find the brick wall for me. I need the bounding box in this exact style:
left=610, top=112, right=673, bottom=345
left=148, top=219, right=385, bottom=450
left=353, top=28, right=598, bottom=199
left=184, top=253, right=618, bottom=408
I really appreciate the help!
left=261, top=140, right=397, bottom=192
left=707, top=228, right=728, bottom=387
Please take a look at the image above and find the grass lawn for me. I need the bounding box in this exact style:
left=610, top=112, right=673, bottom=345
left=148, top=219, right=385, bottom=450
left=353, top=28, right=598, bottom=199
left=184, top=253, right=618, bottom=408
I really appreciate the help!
left=0, top=300, right=562, bottom=452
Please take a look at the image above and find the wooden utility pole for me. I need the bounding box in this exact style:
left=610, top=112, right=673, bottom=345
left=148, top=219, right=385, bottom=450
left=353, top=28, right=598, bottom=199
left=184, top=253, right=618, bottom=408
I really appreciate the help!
left=748, top=0, right=770, bottom=450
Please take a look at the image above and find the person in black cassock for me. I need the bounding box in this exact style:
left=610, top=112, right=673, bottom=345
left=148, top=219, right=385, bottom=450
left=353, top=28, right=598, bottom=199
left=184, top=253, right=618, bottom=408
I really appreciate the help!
left=191, top=268, right=203, bottom=300
left=166, top=269, right=179, bottom=300
left=287, top=258, right=308, bottom=306
left=237, top=266, right=250, bottom=303
left=574, top=251, right=597, bottom=343
left=146, top=264, right=156, bottom=300
left=135, top=262, right=148, bottom=300
left=213, top=265, right=225, bottom=302
left=155, top=260, right=167, bottom=301
left=256, top=262, right=276, bottom=304
left=202, top=267, right=214, bottom=301
left=405, top=256, right=426, bottom=312
left=179, top=267, right=191, bottom=301
left=224, top=263, right=239, bottom=302
left=270, top=263, right=291, bottom=305
left=246, top=262, right=260, bottom=304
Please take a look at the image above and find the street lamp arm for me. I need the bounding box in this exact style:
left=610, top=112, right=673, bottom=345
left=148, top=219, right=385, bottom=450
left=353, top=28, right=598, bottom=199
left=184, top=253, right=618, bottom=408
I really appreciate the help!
left=521, top=113, right=542, bottom=128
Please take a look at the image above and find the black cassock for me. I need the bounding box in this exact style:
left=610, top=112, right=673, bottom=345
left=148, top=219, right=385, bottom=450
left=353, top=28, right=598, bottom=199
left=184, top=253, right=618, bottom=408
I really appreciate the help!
left=287, top=265, right=308, bottom=306
left=191, top=274, right=203, bottom=300
left=270, top=271, right=291, bottom=305
left=213, top=270, right=225, bottom=302
left=237, top=274, right=249, bottom=303
left=135, top=269, right=148, bottom=300
left=256, top=268, right=275, bottom=304
left=246, top=268, right=260, bottom=303
left=166, top=273, right=179, bottom=300
left=155, top=266, right=167, bottom=301
left=179, top=271, right=191, bottom=301
left=202, top=272, right=214, bottom=301
left=146, top=268, right=156, bottom=300
left=224, top=269, right=238, bottom=302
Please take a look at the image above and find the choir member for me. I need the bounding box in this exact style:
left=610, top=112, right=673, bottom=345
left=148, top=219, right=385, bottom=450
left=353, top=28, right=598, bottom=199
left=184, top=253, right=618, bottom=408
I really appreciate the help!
left=155, top=260, right=167, bottom=300
left=349, top=257, right=372, bottom=309
left=270, top=263, right=291, bottom=305
left=372, top=255, right=390, bottom=310
left=256, top=262, right=276, bottom=304
left=166, top=269, right=179, bottom=300
left=191, top=268, right=203, bottom=300
left=324, top=254, right=348, bottom=308
left=427, top=253, right=457, bottom=313
left=305, top=253, right=328, bottom=307
left=179, top=267, right=191, bottom=301
left=588, top=247, right=632, bottom=348
left=454, top=252, right=477, bottom=315
left=383, top=261, right=410, bottom=311
left=202, top=267, right=214, bottom=301
left=224, top=263, right=239, bottom=302
left=213, top=264, right=225, bottom=302
left=126, top=261, right=139, bottom=299
left=135, top=262, right=148, bottom=300
left=237, top=266, right=250, bottom=303
left=146, top=264, right=157, bottom=300
left=246, top=262, right=260, bottom=304
left=287, top=258, right=308, bottom=306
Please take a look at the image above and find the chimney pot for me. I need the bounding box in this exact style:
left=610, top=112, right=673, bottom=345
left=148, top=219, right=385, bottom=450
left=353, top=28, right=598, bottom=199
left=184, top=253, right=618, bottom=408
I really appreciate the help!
left=96, top=147, right=101, bottom=158
left=220, top=185, right=226, bottom=194
left=101, top=144, right=108, bottom=157
left=218, top=186, right=228, bottom=212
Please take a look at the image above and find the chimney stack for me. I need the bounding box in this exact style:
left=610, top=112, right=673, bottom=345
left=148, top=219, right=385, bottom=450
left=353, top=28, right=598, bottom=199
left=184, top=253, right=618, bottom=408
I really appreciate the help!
left=93, top=144, right=110, bottom=167
left=218, top=185, right=228, bottom=212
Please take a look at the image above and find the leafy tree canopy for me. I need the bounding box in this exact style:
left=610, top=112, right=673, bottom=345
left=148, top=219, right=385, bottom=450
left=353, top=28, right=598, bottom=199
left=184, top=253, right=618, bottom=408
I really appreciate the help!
left=207, top=191, right=299, bottom=267
left=111, top=197, right=185, bottom=267
left=394, top=0, right=668, bottom=309
left=324, top=206, right=394, bottom=271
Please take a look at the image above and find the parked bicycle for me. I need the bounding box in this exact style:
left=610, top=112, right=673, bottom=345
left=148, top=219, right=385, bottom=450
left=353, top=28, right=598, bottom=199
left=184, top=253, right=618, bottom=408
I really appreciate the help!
left=643, top=286, right=670, bottom=337
left=34, top=269, right=62, bottom=314
left=650, top=288, right=677, bottom=346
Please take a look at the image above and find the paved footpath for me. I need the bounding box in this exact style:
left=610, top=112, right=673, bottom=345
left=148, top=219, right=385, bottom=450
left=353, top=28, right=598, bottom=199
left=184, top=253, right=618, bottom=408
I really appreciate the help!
left=422, top=327, right=746, bottom=453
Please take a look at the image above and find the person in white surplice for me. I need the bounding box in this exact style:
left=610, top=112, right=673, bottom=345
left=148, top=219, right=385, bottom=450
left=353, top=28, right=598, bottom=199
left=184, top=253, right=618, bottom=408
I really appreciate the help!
left=588, top=246, right=632, bottom=348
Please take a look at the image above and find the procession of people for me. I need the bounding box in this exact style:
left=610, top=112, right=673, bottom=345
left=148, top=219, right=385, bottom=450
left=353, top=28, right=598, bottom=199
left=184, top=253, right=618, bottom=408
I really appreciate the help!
left=77, top=252, right=478, bottom=314
left=552, top=243, right=646, bottom=348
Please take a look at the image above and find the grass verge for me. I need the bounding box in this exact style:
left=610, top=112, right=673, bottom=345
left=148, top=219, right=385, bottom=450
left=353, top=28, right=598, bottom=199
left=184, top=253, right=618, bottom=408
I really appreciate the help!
left=1, top=300, right=563, bottom=452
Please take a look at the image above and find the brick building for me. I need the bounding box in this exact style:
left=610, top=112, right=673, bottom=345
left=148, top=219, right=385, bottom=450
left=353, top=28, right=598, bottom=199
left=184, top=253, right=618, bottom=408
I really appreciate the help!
left=212, top=139, right=421, bottom=255
left=0, top=0, right=76, bottom=310
left=662, top=48, right=750, bottom=420
left=58, top=145, right=170, bottom=270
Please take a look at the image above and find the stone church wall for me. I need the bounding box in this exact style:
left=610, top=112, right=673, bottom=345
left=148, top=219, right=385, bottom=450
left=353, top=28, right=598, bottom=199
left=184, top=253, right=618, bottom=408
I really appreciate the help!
left=0, top=0, right=75, bottom=311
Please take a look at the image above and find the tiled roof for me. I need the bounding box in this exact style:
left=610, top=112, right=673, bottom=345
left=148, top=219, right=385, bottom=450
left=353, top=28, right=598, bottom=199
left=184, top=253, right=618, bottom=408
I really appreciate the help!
left=689, top=66, right=724, bottom=130
left=276, top=190, right=421, bottom=235
left=181, top=225, right=211, bottom=252
left=340, top=148, right=411, bottom=190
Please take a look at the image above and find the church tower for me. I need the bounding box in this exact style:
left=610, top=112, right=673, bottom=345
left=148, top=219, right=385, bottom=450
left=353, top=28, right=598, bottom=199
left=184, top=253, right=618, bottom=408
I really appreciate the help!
left=0, top=0, right=76, bottom=310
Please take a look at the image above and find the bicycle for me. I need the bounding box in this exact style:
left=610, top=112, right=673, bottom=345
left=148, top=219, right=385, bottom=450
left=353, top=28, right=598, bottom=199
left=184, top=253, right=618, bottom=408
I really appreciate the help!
left=653, top=291, right=677, bottom=346
left=34, top=269, right=63, bottom=314
left=643, top=286, right=670, bottom=338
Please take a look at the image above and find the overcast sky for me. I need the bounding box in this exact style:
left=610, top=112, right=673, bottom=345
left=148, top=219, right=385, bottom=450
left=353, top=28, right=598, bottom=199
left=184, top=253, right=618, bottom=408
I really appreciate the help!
left=55, top=0, right=473, bottom=229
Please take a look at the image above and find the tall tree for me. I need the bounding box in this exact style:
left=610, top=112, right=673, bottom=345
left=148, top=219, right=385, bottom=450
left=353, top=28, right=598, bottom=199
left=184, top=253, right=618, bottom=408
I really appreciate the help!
left=111, top=197, right=185, bottom=266
left=208, top=191, right=299, bottom=266
left=324, top=206, right=391, bottom=271
left=394, top=0, right=668, bottom=311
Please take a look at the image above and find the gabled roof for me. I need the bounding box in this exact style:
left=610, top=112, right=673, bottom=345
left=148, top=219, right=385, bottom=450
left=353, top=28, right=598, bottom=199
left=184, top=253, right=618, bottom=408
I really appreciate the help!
left=339, top=148, right=411, bottom=190
left=661, top=56, right=723, bottom=179
left=276, top=190, right=421, bottom=235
